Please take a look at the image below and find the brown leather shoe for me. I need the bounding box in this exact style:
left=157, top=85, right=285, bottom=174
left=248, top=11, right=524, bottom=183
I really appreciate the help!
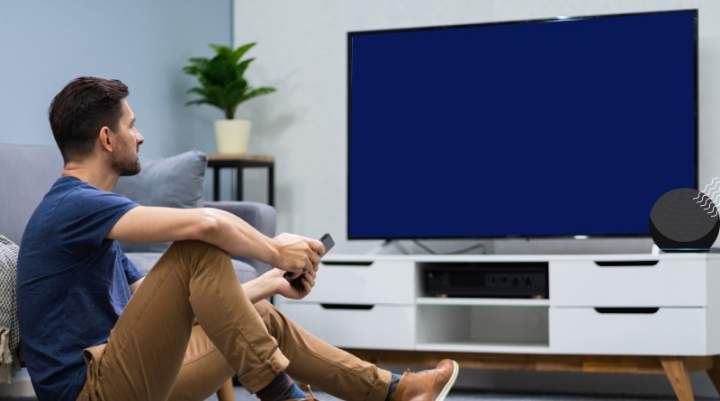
left=390, top=359, right=459, bottom=401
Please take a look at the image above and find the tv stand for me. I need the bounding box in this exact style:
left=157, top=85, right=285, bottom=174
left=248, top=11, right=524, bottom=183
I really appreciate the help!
left=276, top=253, right=720, bottom=401
left=367, top=239, right=492, bottom=255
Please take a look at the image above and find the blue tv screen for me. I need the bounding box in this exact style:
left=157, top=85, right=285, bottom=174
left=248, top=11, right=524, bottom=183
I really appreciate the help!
left=348, top=10, right=697, bottom=239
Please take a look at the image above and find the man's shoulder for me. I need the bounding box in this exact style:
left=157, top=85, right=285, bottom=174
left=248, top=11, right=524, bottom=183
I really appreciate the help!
left=56, top=181, right=133, bottom=212
left=40, top=177, right=89, bottom=209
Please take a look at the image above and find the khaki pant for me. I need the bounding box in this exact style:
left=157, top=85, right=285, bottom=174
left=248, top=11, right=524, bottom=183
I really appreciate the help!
left=76, top=241, right=392, bottom=401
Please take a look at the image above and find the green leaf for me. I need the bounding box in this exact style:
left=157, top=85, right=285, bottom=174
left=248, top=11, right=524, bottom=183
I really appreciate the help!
left=231, top=42, right=256, bottom=64
left=186, top=87, right=208, bottom=96
left=188, top=57, right=210, bottom=67
left=185, top=99, right=212, bottom=107
left=239, top=86, right=275, bottom=103
left=236, top=58, right=255, bottom=77
left=209, top=44, right=234, bottom=59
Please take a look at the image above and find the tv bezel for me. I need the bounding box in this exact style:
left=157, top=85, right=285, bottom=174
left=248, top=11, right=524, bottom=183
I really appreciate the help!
left=346, top=9, right=699, bottom=241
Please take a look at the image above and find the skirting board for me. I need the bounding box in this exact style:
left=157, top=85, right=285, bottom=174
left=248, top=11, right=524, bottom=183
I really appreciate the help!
left=0, top=369, right=35, bottom=398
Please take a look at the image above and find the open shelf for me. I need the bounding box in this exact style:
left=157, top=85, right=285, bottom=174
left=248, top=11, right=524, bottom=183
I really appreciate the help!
left=416, top=304, right=549, bottom=348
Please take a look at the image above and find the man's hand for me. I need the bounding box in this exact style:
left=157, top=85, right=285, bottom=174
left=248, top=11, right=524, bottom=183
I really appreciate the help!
left=262, top=268, right=317, bottom=300
left=270, top=233, right=324, bottom=277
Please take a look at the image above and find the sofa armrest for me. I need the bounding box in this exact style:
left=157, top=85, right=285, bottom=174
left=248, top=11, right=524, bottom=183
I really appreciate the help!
left=201, top=201, right=276, bottom=237
left=201, top=201, right=277, bottom=274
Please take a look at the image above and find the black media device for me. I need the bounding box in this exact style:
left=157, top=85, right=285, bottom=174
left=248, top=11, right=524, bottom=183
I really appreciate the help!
left=423, top=262, right=549, bottom=299
left=284, top=233, right=335, bottom=289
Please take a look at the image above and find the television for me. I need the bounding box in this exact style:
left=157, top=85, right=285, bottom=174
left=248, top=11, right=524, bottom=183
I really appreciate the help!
left=347, top=10, right=698, bottom=240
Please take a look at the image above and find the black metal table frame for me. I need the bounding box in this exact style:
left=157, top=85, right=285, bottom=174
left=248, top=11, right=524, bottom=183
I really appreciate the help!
left=208, top=159, right=274, bottom=206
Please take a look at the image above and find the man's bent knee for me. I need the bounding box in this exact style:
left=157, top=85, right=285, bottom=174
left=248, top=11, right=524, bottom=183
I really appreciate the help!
left=168, top=240, right=230, bottom=270
left=170, top=240, right=224, bottom=253
left=254, top=300, right=275, bottom=320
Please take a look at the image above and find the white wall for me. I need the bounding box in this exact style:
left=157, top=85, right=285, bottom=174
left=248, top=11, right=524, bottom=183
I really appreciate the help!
left=235, top=0, right=720, bottom=255
left=235, top=0, right=720, bottom=397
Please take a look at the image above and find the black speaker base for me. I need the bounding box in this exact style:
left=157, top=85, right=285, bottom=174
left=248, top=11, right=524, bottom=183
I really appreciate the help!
left=660, top=248, right=712, bottom=253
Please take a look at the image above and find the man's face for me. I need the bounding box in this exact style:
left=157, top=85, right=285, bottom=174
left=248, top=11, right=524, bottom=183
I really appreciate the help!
left=109, top=99, right=144, bottom=176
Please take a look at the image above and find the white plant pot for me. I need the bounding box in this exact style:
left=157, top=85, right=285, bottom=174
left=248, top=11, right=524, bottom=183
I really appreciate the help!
left=215, top=119, right=251, bottom=154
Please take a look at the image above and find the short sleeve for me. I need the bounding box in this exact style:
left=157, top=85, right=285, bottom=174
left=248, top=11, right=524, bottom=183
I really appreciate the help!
left=55, top=186, right=139, bottom=252
left=120, top=251, right=144, bottom=284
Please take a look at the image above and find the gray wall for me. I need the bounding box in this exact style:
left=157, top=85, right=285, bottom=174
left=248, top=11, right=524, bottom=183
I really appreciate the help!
left=0, top=1, right=231, bottom=397
left=234, top=0, right=720, bottom=397
left=0, top=0, right=234, bottom=197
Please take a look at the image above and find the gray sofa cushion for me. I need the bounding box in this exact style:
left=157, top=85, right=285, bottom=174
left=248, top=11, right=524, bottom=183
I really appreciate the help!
left=114, top=150, right=207, bottom=253
left=125, top=252, right=259, bottom=283
left=0, top=143, right=64, bottom=244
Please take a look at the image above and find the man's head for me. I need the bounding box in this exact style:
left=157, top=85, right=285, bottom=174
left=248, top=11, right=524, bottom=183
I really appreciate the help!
left=49, top=77, right=144, bottom=176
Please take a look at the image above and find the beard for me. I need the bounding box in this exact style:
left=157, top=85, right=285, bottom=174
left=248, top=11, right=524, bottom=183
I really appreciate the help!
left=111, top=154, right=142, bottom=176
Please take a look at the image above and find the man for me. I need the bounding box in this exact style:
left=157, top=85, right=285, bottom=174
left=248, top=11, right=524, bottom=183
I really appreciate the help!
left=16, top=77, right=459, bottom=401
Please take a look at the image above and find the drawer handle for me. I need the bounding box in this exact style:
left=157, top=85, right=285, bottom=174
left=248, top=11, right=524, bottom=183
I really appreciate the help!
left=320, top=303, right=375, bottom=310
left=594, top=260, right=659, bottom=267
left=594, top=307, right=660, bottom=314
left=321, top=261, right=373, bottom=266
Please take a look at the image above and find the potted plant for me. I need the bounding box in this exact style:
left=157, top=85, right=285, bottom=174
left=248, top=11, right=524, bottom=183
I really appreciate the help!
left=183, top=42, right=275, bottom=154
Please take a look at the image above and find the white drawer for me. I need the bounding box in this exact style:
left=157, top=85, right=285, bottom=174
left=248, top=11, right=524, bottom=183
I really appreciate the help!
left=550, top=307, right=706, bottom=355
left=289, top=260, right=415, bottom=305
left=279, top=303, right=415, bottom=350
left=550, top=259, right=706, bottom=307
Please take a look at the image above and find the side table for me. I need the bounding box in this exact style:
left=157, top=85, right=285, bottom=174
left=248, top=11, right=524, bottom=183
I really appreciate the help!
left=207, top=153, right=275, bottom=206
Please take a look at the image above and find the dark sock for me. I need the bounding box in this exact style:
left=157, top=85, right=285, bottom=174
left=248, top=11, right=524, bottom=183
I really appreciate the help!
left=284, top=383, right=307, bottom=400
left=257, top=373, right=307, bottom=401
left=385, top=373, right=403, bottom=401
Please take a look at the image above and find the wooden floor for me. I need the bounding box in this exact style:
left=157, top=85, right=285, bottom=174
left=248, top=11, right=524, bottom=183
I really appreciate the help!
left=208, top=387, right=720, bottom=401
left=343, top=349, right=720, bottom=401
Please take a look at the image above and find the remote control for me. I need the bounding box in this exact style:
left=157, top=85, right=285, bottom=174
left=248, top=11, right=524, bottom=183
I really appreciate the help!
left=284, top=233, right=335, bottom=290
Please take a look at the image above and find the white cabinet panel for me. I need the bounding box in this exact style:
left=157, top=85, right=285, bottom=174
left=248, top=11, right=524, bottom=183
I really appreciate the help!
left=550, top=307, right=706, bottom=355
left=550, top=259, right=706, bottom=307
left=280, top=303, right=415, bottom=350
left=288, top=260, right=415, bottom=305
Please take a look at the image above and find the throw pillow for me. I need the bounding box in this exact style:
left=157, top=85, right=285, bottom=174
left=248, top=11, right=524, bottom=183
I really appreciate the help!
left=114, top=150, right=207, bottom=253
left=0, top=235, right=20, bottom=383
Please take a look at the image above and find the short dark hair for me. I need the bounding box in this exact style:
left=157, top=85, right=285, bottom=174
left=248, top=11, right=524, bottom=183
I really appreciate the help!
left=49, top=77, right=129, bottom=163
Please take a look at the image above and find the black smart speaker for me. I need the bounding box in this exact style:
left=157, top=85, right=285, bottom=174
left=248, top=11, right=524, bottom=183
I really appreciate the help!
left=650, top=188, right=720, bottom=252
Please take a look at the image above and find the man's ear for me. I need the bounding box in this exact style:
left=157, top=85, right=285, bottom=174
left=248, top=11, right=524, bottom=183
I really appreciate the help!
left=98, top=126, right=113, bottom=152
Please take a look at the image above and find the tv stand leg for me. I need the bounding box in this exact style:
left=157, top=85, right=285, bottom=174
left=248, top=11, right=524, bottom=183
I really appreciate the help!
left=705, top=356, right=720, bottom=397
left=661, top=357, right=695, bottom=401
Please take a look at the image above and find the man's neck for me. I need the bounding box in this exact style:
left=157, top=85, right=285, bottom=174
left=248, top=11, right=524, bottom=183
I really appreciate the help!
left=62, top=160, right=119, bottom=192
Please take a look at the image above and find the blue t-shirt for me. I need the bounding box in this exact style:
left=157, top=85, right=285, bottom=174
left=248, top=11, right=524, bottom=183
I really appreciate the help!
left=17, top=176, right=142, bottom=401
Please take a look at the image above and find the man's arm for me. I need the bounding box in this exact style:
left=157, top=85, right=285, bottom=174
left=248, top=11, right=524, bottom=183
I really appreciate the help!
left=240, top=267, right=317, bottom=303
left=130, top=277, right=144, bottom=294
left=108, top=206, right=323, bottom=274
left=240, top=274, right=279, bottom=303
left=201, top=207, right=324, bottom=275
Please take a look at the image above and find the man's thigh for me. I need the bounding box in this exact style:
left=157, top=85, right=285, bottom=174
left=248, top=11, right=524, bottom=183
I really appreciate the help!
left=92, top=244, right=197, bottom=401
left=166, top=325, right=235, bottom=401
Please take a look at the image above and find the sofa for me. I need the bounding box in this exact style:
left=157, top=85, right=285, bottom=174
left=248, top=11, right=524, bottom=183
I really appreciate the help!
left=0, top=142, right=275, bottom=280
left=0, top=142, right=276, bottom=400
